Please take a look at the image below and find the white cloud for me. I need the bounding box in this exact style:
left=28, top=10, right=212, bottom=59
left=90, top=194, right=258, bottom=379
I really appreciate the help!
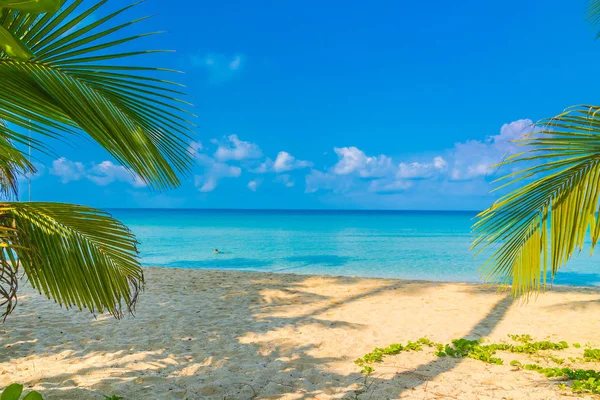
left=275, top=174, right=295, bottom=188
left=492, top=119, right=536, bottom=145
left=50, top=158, right=146, bottom=187
left=87, top=161, right=146, bottom=187
left=194, top=154, right=242, bottom=192
left=191, top=53, right=244, bottom=84
left=434, top=156, right=447, bottom=169
left=188, top=141, right=203, bottom=156
left=397, top=156, right=447, bottom=179
left=332, top=147, right=394, bottom=178
left=50, top=157, right=85, bottom=183
left=253, top=159, right=272, bottom=173
left=273, top=151, right=313, bottom=173
left=304, top=119, right=533, bottom=197
left=447, top=119, right=535, bottom=181
left=255, top=151, right=313, bottom=173
left=305, top=147, right=396, bottom=194
left=247, top=179, right=262, bottom=192
left=214, top=134, right=262, bottom=162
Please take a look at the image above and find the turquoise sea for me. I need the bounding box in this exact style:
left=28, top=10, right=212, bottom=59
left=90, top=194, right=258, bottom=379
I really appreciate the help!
left=110, top=209, right=600, bottom=287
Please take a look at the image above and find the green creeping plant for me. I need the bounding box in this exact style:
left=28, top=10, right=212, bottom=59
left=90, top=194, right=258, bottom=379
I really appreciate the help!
left=357, top=334, right=600, bottom=395
left=103, top=396, right=125, bottom=400
left=583, top=348, right=600, bottom=362
left=1, top=384, right=43, bottom=400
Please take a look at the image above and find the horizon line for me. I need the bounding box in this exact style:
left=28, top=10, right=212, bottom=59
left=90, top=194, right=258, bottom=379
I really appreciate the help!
left=103, top=207, right=482, bottom=213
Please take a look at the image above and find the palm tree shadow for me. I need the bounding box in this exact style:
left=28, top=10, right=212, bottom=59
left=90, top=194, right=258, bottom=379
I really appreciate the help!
left=6, top=271, right=564, bottom=400
left=1, top=270, right=428, bottom=399
left=376, top=294, right=513, bottom=398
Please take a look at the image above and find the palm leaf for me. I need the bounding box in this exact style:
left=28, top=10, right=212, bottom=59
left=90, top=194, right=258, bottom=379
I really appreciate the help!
left=472, top=106, right=600, bottom=296
left=0, top=121, right=36, bottom=199
left=0, top=202, right=143, bottom=319
left=0, top=0, right=61, bottom=13
left=588, top=0, right=600, bottom=38
left=0, top=25, right=31, bottom=59
left=0, top=0, right=195, bottom=190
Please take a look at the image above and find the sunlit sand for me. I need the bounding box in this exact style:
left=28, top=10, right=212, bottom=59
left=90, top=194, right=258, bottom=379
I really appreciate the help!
left=2, top=268, right=599, bottom=399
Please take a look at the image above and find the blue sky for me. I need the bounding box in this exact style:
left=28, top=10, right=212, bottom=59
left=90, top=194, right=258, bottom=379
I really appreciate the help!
left=20, top=0, right=600, bottom=210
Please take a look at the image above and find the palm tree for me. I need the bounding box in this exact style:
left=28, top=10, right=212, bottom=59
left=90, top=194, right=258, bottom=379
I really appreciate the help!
left=0, top=0, right=193, bottom=319
left=472, top=2, right=600, bottom=297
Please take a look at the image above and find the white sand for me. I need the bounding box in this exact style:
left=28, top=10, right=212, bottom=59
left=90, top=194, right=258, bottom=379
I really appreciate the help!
left=1, top=268, right=600, bottom=399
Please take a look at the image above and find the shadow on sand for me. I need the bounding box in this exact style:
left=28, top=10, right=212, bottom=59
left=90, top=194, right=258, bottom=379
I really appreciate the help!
left=2, top=268, right=596, bottom=399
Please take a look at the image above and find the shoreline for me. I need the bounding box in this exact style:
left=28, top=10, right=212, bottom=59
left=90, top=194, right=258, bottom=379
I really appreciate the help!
left=142, top=265, right=600, bottom=290
left=2, top=267, right=600, bottom=399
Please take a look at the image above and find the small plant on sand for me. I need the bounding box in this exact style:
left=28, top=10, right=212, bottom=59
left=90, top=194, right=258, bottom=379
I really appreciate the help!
left=103, top=395, right=124, bottom=400
left=584, top=348, right=600, bottom=362
left=354, top=337, right=436, bottom=374
left=1, top=384, right=42, bottom=400
left=356, top=334, right=600, bottom=396
left=510, top=361, right=600, bottom=394
left=507, top=334, right=532, bottom=343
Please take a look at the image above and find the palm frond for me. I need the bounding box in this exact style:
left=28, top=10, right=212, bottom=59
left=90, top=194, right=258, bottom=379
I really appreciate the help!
left=0, top=0, right=61, bottom=13
left=473, top=106, right=600, bottom=296
left=0, top=253, right=18, bottom=320
left=588, top=0, right=600, bottom=38
left=0, top=121, right=35, bottom=199
left=0, top=0, right=195, bottom=190
left=0, top=202, right=144, bottom=318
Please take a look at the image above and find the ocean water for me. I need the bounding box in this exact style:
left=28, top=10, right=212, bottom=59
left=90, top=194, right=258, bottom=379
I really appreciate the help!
left=109, top=209, right=600, bottom=287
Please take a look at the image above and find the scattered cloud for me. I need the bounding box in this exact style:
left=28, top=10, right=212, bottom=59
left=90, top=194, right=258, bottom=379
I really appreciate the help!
left=194, top=154, right=242, bottom=192
left=447, top=119, right=536, bottom=181
left=87, top=161, right=146, bottom=187
left=190, top=53, right=244, bottom=84
left=247, top=179, right=262, bottom=192
left=273, top=151, right=312, bottom=173
left=275, top=174, right=295, bottom=188
left=255, top=151, right=312, bottom=173
left=397, top=156, right=447, bottom=179
left=50, top=158, right=85, bottom=183
left=214, top=134, right=262, bottom=162
left=45, top=119, right=536, bottom=208
left=332, top=147, right=394, bottom=178
left=188, top=141, right=203, bottom=155
left=304, top=119, right=535, bottom=197
left=51, top=158, right=145, bottom=187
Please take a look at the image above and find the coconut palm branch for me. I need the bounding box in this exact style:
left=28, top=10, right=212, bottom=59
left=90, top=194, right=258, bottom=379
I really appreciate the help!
left=472, top=1, right=600, bottom=296
left=0, top=0, right=195, bottom=189
left=0, top=0, right=193, bottom=319
left=0, top=202, right=143, bottom=320
left=472, top=106, right=600, bottom=296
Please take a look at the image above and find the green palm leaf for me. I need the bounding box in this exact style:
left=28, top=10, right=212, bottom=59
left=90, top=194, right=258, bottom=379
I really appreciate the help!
left=0, top=0, right=60, bottom=13
left=0, top=202, right=143, bottom=320
left=472, top=106, right=600, bottom=296
left=473, top=1, right=600, bottom=296
left=0, top=1, right=190, bottom=319
left=0, top=0, right=195, bottom=190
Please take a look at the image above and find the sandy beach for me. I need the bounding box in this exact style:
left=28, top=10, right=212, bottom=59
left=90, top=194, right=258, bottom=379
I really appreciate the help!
left=1, top=267, right=600, bottom=399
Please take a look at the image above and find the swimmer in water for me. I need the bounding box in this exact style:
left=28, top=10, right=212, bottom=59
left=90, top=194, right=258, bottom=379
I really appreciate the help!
left=214, top=248, right=220, bottom=254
